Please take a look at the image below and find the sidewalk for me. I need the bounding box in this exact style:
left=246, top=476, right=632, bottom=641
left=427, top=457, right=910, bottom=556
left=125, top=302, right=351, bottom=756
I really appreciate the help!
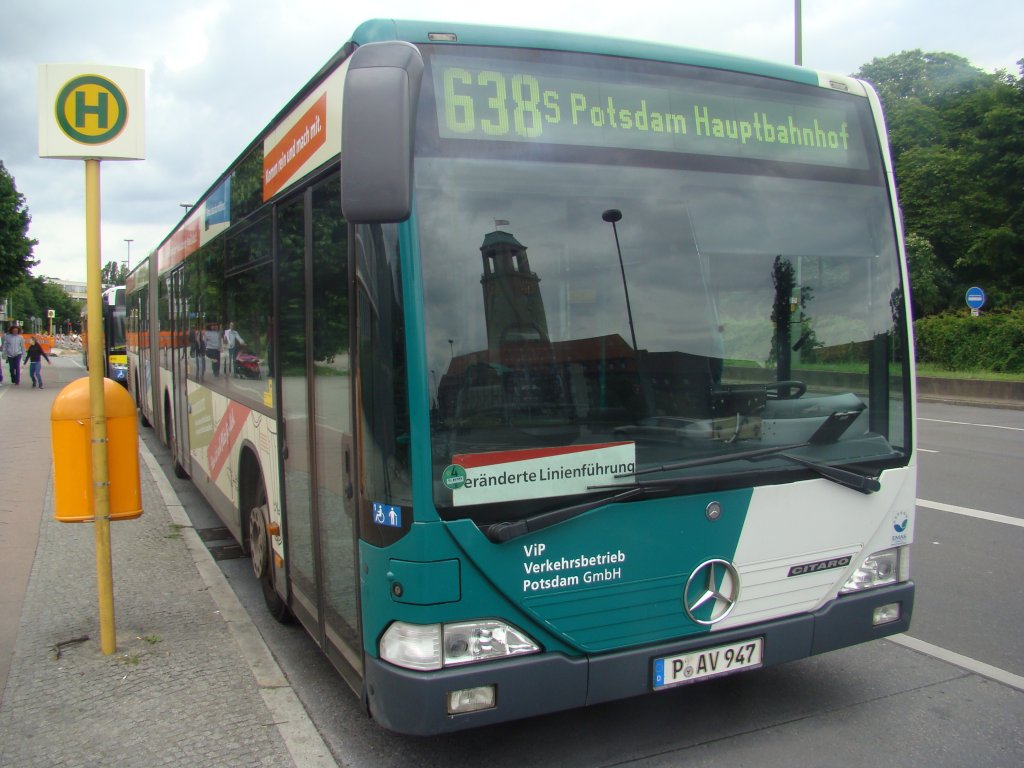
left=0, top=355, right=335, bottom=768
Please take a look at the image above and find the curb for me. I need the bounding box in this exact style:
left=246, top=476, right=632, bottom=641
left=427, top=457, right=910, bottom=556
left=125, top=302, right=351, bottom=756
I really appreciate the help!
left=139, top=444, right=338, bottom=768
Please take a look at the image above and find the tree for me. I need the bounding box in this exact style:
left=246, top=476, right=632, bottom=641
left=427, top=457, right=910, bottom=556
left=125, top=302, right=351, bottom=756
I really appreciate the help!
left=101, top=260, right=129, bottom=286
left=883, top=98, right=946, bottom=162
left=856, top=52, right=1024, bottom=310
left=0, top=160, right=38, bottom=294
left=857, top=50, right=992, bottom=105
left=904, top=233, right=950, bottom=317
left=10, top=275, right=83, bottom=334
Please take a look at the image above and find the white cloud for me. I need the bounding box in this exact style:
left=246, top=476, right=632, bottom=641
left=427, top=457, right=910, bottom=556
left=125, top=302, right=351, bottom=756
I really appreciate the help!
left=2, top=0, right=1020, bottom=282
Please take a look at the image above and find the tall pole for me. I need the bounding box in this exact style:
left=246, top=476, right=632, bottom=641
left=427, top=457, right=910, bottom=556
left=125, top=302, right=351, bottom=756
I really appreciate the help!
left=86, top=158, right=116, bottom=655
left=602, top=209, right=639, bottom=353
left=123, top=238, right=133, bottom=273
left=794, top=0, right=803, bottom=65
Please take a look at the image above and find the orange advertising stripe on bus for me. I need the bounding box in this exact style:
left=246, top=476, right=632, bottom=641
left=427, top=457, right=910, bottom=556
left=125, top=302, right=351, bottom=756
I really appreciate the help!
left=263, top=93, right=328, bottom=201
left=161, top=217, right=201, bottom=272
left=208, top=401, right=249, bottom=481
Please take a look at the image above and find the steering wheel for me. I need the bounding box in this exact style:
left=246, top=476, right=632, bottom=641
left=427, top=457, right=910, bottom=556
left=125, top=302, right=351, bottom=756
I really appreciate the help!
left=765, top=379, right=807, bottom=399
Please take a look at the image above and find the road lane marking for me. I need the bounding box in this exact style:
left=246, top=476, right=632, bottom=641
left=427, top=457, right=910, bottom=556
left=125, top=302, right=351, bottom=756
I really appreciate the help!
left=918, top=417, right=1024, bottom=432
left=917, top=448, right=939, bottom=453
left=888, top=634, right=1024, bottom=692
left=916, top=498, right=1024, bottom=528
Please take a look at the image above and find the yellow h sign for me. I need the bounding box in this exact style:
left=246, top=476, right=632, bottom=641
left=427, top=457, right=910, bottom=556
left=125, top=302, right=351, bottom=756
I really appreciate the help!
left=38, top=64, right=145, bottom=160
left=55, top=75, right=129, bottom=144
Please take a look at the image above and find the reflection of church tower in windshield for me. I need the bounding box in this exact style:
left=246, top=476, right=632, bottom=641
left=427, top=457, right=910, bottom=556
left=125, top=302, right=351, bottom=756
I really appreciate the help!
left=480, top=228, right=550, bottom=356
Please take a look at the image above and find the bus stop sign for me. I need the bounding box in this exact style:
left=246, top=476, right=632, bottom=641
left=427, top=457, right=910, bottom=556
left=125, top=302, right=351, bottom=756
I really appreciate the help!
left=965, top=287, right=986, bottom=312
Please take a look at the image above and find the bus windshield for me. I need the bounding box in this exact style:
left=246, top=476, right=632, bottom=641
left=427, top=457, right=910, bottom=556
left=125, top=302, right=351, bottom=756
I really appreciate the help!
left=107, top=287, right=127, bottom=355
left=415, top=46, right=910, bottom=518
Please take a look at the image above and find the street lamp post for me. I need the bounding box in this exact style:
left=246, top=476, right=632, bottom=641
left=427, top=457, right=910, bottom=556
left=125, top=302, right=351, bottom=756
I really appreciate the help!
left=794, top=0, right=803, bottom=65
left=123, top=238, right=133, bottom=274
left=601, top=209, right=639, bottom=353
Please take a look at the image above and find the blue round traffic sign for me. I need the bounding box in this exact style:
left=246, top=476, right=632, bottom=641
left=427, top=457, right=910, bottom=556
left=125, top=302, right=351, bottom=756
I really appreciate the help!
left=965, top=287, right=986, bottom=309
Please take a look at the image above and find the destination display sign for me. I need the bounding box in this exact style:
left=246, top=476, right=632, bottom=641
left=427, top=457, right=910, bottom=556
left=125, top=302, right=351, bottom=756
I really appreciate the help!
left=432, top=55, right=870, bottom=170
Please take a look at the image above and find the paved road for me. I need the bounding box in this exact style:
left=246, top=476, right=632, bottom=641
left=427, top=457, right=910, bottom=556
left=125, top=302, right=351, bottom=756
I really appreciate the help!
left=910, top=402, right=1024, bottom=678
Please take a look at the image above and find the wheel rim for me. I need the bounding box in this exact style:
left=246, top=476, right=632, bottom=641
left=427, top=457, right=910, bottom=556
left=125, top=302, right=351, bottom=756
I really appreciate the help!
left=250, top=505, right=269, bottom=580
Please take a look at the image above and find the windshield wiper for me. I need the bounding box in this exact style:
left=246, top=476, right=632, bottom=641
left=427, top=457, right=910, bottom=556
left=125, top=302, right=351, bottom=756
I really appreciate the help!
left=623, top=409, right=880, bottom=495
left=767, top=452, right=880, bottom=494
left=483, top=484, right=653, bottom=543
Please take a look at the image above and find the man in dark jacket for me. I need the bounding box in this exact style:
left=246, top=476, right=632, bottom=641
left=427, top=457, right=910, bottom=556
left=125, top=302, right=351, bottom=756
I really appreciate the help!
left=23, top=338, right=50, bottom=389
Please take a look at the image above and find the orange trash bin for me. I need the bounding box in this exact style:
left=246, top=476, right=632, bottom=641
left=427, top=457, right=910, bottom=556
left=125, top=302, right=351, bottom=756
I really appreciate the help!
left=51, top=376, right=142, bottom=522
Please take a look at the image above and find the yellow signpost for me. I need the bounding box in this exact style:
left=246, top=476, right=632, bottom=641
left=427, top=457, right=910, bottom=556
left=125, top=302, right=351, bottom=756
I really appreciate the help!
left=38, top=64, right=145, bottom=655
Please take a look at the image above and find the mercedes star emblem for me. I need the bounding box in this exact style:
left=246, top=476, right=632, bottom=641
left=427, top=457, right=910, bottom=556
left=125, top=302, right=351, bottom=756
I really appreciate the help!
left=683, top=558, right=740, bottom=626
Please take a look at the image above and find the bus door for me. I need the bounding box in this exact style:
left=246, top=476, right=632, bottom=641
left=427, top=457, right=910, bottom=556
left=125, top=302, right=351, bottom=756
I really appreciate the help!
left=168, top=267, right=191, bottom=473
left=277, top=178, right=361, bottom=681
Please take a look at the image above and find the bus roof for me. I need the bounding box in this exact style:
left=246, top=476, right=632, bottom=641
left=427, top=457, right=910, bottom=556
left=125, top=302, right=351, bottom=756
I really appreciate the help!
left=143, top=18, right=856, bottom=274
left=350, top=18, right=822, bottom=86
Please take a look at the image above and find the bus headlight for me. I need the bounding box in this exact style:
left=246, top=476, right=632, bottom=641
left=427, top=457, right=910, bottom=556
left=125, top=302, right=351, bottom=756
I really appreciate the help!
left=840, top=547, right=905, bottom=593
left=380, top=620, right=539, bottom=671
left=442, top=620, right=539, bottom=666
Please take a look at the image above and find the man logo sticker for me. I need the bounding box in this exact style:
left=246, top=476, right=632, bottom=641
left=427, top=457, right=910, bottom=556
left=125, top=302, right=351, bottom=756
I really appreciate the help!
left=55, top=74, right=129, bottom=145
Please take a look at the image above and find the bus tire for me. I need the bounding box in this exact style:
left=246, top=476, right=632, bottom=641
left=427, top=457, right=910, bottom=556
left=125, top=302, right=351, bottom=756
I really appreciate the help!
left=248, top=482, right=292, bottom=623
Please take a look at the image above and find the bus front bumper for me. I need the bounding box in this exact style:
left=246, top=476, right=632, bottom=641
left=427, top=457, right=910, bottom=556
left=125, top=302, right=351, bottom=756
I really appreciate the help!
left=363, top=581, right=914, bottom=735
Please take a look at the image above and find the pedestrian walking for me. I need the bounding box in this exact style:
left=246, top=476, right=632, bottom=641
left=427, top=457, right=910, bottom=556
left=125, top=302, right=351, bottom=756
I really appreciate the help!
left=204, top=323, right=222, bottom=377
left=223, top=321, right=245, bottom=377
left=23, top=338, right=51, bottom=388
left=191, top=326, right=207, bottom=381
left=2, top=326, right=25, bottom=385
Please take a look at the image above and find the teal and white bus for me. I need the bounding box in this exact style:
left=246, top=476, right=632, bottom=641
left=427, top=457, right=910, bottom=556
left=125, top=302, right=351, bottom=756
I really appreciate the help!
left=127, top=19, right=916, bottom=735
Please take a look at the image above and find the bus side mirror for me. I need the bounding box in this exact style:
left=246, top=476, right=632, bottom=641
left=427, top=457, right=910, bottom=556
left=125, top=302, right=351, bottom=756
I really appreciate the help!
left=341, top=41, right=424, bottom=223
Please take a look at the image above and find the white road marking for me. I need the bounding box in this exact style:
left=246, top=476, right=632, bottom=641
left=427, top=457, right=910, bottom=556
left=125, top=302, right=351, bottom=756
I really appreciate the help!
left=918, top=417, right=1024, bottom=432
left=916, top=498, right=1024, bottom=529
left=888, top=634, right=1024, bottom=692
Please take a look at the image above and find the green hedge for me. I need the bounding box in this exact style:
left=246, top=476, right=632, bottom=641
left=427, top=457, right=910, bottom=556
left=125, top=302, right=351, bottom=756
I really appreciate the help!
left=914, top=310, right=1024, bottom=373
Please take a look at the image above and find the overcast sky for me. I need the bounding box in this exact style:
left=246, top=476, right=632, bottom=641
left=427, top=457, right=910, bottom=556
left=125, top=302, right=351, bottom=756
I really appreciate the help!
left=2, top=0, right=1021, bottom=283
